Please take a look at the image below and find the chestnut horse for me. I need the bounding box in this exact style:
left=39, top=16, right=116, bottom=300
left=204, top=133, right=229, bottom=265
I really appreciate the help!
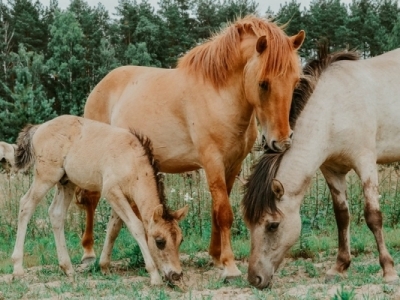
left=12, top=115, right=188, bottom=285
left=243, top=46, right=400, bottom=288
left=79, top=15, right=305, bottom=278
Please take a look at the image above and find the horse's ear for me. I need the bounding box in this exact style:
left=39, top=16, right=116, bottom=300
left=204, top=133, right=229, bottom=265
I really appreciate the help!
left=290, top=30, right=305, bottom=50
left=171, top=205, right=189, bottom=222
left=272, top=179, right=284, bottom=200
left=256, top=36, right=267, bottom=54
left=152, top=204, right=164, bottom=223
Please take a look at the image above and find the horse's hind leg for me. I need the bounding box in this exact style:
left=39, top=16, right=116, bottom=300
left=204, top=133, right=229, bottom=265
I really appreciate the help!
left=48, top=182, right=75, bottom=276
left=99, top=209, right=123, bottom=274
left=99, top=202, right=142, bottom=274
left=354, top=154, right=398, bottom=283
left=12, top=179, right=54, bottom=276
left=320, top=166, right=351, bottom=281
left=75, top=188, right=101, bottom=264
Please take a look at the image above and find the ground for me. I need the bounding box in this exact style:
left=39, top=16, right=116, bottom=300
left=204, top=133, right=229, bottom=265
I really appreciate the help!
left=1, top=251, right=400, bottom=299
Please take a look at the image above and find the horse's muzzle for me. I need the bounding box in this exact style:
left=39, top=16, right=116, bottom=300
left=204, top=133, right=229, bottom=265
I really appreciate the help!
left=166, top=271, right=183, bottom=282
left=248, top=272, right=273, bottom=289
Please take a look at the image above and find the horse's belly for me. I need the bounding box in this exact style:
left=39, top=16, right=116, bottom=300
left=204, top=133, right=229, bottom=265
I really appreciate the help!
left=159, top=158, right=201, bottom=173
left=63, top=158, right=103, bottom=191
left=376, top=145, right=400, bottom=164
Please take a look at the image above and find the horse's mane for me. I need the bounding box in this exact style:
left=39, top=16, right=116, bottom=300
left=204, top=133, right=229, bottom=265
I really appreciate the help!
left=130, top=130, right=174, bottom=222
left=242, top=44, right=360, bottom=225
left=290, top=44, right=359, bottom=128
left=178, top=15, right=298, bottom=89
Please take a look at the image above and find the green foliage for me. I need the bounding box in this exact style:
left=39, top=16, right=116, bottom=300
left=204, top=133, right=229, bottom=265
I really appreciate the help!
left=46, top=10, right=87, bottom=115
left=0, top=45, right=56, bottom=142
left=0, top=0, right=399, bottom=142
left=332, top=285, right=356, bottom=300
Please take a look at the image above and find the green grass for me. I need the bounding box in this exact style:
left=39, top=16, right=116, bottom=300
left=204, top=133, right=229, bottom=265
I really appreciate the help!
left=1, top=163, right=400, bottom=299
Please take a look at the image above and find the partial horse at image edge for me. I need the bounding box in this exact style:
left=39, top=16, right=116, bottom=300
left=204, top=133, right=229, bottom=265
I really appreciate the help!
left=243, top=45, right=400, bottom=288
left=0, top=141, right=17, bottom=174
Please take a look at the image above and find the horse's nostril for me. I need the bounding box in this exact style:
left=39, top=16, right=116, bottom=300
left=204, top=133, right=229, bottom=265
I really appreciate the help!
left=256, top=275, right=262, bottom=285
left=171, top=272, right=182, bottom=281
left=289, top=132, right=294, bottom=139
left=271, top=141, right=279, bottom=151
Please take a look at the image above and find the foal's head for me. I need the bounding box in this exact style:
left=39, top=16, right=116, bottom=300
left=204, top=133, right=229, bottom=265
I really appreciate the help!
left=147, top=204, right=188, bottom=282
left=133, top=131, right=189, bottom=283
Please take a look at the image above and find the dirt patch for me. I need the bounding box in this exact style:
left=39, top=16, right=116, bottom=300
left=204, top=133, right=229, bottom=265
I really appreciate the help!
left=1, top=252, right=400, bottom=299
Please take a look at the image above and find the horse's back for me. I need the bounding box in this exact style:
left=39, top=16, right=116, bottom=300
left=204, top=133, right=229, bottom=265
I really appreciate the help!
left=34, top=115, right=143, bottom=190
left=312, top=48, right=400, bottom=163
left=84, top=65, right=173, bottom=124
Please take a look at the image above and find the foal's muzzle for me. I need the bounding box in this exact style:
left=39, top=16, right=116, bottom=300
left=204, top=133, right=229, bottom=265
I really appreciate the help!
left=166, top=271, right=183, bottom=282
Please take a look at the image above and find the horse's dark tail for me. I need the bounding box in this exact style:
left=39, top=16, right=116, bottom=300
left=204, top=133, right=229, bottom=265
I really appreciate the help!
left=15, top=124, right=39, bottom=171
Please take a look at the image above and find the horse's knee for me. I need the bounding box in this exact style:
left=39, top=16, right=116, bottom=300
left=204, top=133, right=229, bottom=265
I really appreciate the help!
left=364, top=208, right=382, bottom=231
left=215, top=205, right=233, bottom=229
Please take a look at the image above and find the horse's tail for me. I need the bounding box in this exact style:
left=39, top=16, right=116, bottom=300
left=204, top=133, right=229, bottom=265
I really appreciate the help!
left=15, top=124, right=39, bottom=171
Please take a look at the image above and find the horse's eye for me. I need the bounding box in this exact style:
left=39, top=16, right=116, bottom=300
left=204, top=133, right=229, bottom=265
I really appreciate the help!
left=259, top=81, right=269, bottom=90
left=155, top=238, right=166, bottom=250
left=267, top=222, right=280, bottom=232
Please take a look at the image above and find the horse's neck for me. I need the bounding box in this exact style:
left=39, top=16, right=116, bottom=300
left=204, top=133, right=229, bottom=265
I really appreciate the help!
left=277, top=95, right=329, bottom=197
left=130, top=185, right=160, bottom=231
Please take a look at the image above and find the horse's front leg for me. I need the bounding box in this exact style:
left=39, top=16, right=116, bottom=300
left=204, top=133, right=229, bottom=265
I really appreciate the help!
left=75, top=188, right=101, bottom=264
left=203, top=161, right=241, bottom=279
left=320, top=166, right=351, bottom=281
left=103, top=187, right=162, bottom=286
left=99, top=202, right=143, bottom=274
left=354, top=154, right=398, bottom=283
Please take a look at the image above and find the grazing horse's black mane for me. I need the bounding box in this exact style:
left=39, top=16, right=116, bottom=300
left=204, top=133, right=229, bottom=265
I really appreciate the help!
left=242, top=44, right=360, bottom=225
left=130, top=130, right=174, bottom=221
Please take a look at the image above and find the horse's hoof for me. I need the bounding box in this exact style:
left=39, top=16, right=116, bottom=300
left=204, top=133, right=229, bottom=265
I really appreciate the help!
left=221, top=264, right=242, bottom=280
left=212, top=257, right=224, bottom=269
left=81, top=257, right=96, bottom=265
left=384, top=274, right=399, bottom=284
left=12, top=269, right=25, bottom=279
left=100, top=267, right=111, bottom=276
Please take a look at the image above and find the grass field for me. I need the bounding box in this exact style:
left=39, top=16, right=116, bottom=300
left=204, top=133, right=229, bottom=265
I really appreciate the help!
left=0, top=156, right=400, bottom=299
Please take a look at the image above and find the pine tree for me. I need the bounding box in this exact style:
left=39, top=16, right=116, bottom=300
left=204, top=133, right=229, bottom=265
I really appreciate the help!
left=6, top=0, right=48, bottom=53
left=157, top=0, right=196, bottom=67
left=46, top=10, right=87, bottom=115
left=0, top=44, right=56, bottom=142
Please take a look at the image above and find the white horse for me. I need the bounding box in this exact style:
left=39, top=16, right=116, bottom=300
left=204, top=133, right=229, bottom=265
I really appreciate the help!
left=0, top=141, right=17, bottom=173
left=243, top=46, right=400, bottom=289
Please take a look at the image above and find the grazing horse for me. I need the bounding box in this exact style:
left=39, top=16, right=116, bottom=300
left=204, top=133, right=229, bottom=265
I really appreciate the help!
left=0, top=141, right=17, bottom=173
left=78, top=15, right=305, bottom=278
left=11, top=115, right=188, bottom=285
left=243, top=45, right=400, bottom=289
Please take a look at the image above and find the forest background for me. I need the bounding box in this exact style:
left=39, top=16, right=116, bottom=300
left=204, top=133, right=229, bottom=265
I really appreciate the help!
left=1, top=0, right=400, bottom=142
